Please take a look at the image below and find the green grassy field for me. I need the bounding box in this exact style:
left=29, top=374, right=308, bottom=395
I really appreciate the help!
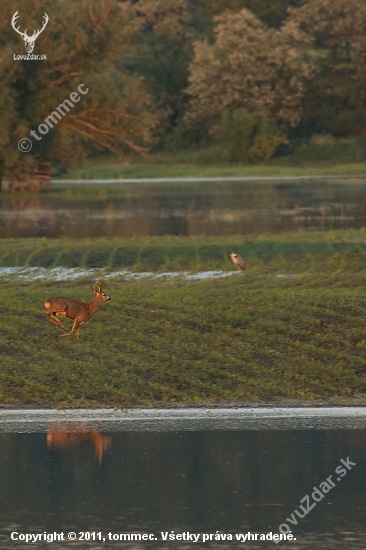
left=59, top=154, right=366, bottom=180
left=1, top=230, right=366, bottom=408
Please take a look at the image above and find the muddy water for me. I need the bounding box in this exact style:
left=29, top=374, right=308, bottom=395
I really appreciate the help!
left=0, top=410, right=365, bottom=549
left=1, top=177, right=366, bottom=238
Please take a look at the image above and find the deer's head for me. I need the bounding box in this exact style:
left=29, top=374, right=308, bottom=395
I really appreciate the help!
left=11, top=10, right=49, bottom=54
left=91, top=280, right=111, bottom=302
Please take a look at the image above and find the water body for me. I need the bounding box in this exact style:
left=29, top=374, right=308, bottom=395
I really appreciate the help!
left=2, top=177, right=366, bottom=238
left=0, top=409, right=365, bottom=549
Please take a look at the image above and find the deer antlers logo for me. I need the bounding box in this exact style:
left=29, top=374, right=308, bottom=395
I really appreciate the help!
left=11, top=10, right=49, bottom=54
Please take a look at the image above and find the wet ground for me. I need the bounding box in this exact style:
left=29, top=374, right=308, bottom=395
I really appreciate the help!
left=0, top=267, right=243, bottom=282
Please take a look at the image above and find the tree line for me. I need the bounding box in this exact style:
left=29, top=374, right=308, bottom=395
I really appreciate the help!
left=1, top=0, right=365, bottom=176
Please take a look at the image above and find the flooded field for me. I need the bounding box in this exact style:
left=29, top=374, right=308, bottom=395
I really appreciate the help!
left=0, top=266, right=243, bottom=281
left=1, top=177, right=366, bottom=238
left=2, top=179, right=366, bottom=549
left=0, top=411, right=365, bottom=549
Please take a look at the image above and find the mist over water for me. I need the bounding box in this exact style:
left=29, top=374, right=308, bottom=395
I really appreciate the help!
left=2, top=178, right=366, bottom=238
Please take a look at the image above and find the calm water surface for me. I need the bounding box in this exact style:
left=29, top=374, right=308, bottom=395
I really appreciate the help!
left=2, top=178, right=366, bottom=238
left=0, top=420, right=365, bottom=549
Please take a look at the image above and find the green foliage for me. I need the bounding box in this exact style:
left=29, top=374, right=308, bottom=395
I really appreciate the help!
left=282, top=136, right=366, bottom=164
left=188, top=0, right=293, bottom=31
left=1, top=0, right=366, bottom=174
left=121, top=0, right=193, bottom=128
left=184, top=8, right=315, bottom=140
left=0, top=0, right=160, bottom=177
left=287, top=0, right=366, bottom=137
left=243, top=0, right=295, bottom=27
left=60, top=152, right=366, bottom=178
left=218, top=109, right=287, bottom=162
left=161, top=123, right=194, bottom=152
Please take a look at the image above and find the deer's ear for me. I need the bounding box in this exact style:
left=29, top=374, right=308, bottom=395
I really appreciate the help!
left=90, top=285, right=96, bottom=294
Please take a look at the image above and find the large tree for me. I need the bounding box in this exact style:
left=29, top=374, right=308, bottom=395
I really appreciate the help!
left=0, top=0, right=161, bottom=178
left=188, top=0, right=298, bottom=31
left=184, top=8, right=314, bottom=137
left=287, top=0, right=366, bottom=136
left=120, top=0, right=193, bottom=129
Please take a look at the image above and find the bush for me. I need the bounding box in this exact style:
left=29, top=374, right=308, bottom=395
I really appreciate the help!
left=217, top=109, right=287, bottom=162
left=162, top=123, right=193, bottom=152
left=285, top=135, right=366, bottom=164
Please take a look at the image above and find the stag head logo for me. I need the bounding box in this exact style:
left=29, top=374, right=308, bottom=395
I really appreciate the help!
left=11, top=10, right=49, bottom=54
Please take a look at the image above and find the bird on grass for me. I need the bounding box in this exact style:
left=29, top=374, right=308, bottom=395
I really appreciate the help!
left=228, top=252, right=246, bottom=271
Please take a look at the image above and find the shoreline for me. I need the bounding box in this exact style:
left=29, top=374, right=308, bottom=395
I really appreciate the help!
left=1, top=398, right=366, bottom=410
left=1, top=406, right=366, bottom=432
left=53, top=174, right=366, bottom=184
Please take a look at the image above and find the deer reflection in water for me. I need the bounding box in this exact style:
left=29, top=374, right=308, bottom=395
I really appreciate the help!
left=47, top=423, right=111, bottom=464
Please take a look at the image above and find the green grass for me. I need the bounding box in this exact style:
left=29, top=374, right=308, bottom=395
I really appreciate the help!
left=2, top=230, right=366, bottom=272
left=52, top=135, right=366, bottom=179
left=59, top=153, right=366, bottom=180
left=1, top=230, right=366, bottom=408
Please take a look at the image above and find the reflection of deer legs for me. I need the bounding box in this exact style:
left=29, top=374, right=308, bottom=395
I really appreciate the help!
left=57, top=319, right=80, bottom=338
left=46, top=312, right=68, bottom=332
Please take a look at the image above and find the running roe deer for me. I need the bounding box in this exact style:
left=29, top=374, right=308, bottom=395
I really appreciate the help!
left=44, top=279, right=111, bottom=338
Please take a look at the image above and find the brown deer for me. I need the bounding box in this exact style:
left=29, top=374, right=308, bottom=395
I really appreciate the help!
left=44, top=279, right=111, bottom=338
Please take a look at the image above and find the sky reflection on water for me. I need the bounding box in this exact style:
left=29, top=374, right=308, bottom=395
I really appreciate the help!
left=0, top=414, right=365, bottom=549
left=2, top=178, right=366, bottom=238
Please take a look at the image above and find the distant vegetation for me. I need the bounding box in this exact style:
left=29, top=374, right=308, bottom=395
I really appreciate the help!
left=1, top=0, right=366, bottom=179
left=61, top=146, right=366, bottom=180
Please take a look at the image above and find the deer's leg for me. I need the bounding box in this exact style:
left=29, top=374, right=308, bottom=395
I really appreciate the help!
left=46, top=313, right=68, bottom=331
left=57, top=318, right=80, bottom=338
